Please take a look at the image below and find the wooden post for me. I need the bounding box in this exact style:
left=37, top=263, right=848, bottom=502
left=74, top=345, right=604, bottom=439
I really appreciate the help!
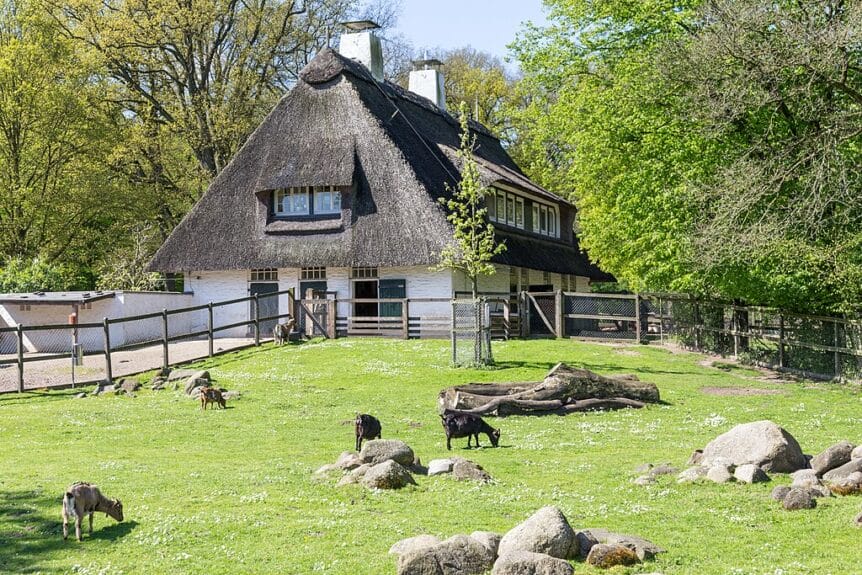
left=503, top=298, right=511, bottom=340
left=732, top=304, right=739, bottom=358
left=834, top=318, right=841, bottom=380
left=162, top=309, right=169, bottom=372
left=451, top=300, right=457, bottom=365
left=253, top=294, right=260, bottom=346
left=305, top=288, right=314, bottom=338
left=555, top=290, right=564, bottom=338
left=401, top=298, right=409, bottom=339
left=778, top=313, right=785, bottom=369
left=207, top=302, right=214, bottom=358
left=103, top=318, right=113, bottom=383
left=326, top=299, right=336, bottom=339
left=522, top=291, right=530, bottom=338
left=16, top=324, right=24, bottom=393
left=635, top=293, right=642, bottom=344
left=658, top=296, right=664, bottom=345
left=694, top=301, right=701, bottom=350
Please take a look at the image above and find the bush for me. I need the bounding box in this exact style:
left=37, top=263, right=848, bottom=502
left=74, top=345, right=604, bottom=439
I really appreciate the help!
left=0, top=257, right=91, bottom=293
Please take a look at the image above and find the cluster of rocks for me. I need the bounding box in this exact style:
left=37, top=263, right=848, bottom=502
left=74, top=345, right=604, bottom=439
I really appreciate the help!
left=75, top=377, right=143, bottom=398
left=389, top=506, right=664, bottom=575
left=314, top=439, right=493, bottom=491
left=770, top=441, right=862, bottom=511
left=150, top=368, right=240, bottom=400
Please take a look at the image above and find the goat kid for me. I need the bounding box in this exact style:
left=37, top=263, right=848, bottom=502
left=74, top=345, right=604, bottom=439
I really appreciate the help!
left=273, top=318, right=296, bottom=346
left=354, top=413, right=382, bottom=451
left=441, top=410, right=501, bottom=451
left=200, top=386, right=227, bottom=410
left=62, top=482, right=123, bottom=541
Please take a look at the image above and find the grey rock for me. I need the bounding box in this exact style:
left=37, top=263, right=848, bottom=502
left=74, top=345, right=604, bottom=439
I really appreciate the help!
left=184, top=376, right=209, bottom=396
left=854, top=511, right=862, bottom=527
left=361, top=460, right=416, bottom=490
left=93, top=383, right=115, bottom=395
left=634, top=475, right=656, bottom=486
left=852, top=445, right=862, bottom=461
left=586, top=544, right=640, bottom=569
left=809, top=484, right=833, bottom=498
left=701, top=420, right=807, bottom=473
left=827, top=472, right=862, bottom=496
left=451, top=458, right=492, bottom=483
left=811, top=441, right=855, bottom=476
left=497, top=506, right=578, bottom=560
left=771, top=485, right=791, bottom=501
left=428, top=459, right=454, bottom=476
left=580, top=529, right=664, bottom=560
left=397, top=534, right=494, bottom=575
left=734, top=464, right=770, bottom=484
left=634, top=463, right=653, bottom=474
left=491, top=550, right=574, bottom=575
left=313, top=463, right=339, bottom=478
left=359, top=439, right=415, bottom=466
left=791, top=469, right=821, bottom=489
left=574, top=530, right=599, bottom=560
left=167, top=368, right=204, bottom=382
left=469, top=531, right=501, bottom=556
left=707, top=465, right=735, bottom=484
left=337, top=463, right=371, bottom=486
left=117, top=378, right=141, bottom=393
left=687, top=449, right=704, bottom=466
left=73, top=392, right=87, bottom=399
left=389, top=534, right=442, bottom=556
left=677, top=466, right=708, bottom=483
left=783, top=488, right=817, bottom=510
left=648, top=463, right=679, bottom=478
left=823, top=459, right=862, bottom=483
left=334, top=451, right=364, bottom=471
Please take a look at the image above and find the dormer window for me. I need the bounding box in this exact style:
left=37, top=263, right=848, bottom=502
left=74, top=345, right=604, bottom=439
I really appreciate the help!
left=273, top=186, right=341, bottom=217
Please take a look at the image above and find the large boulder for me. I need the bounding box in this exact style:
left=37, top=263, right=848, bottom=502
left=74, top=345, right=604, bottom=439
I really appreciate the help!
left=586, top=544, right=640, bottom=568
left=783, top=488, right=817, bottom=510
left=336, top=463, right=371, bottom=487
left=823, top=459, right=862, bottom=483
left=470, top=531, right=501, bottom=556
left=334, top=451, right=364, bottom=471
left=428, top=459, right=454, bottom=476
left=184, top=370, right=211, bottom=395
left=359, top=439, right=415, bottom=466
left=491, top=551, right=574, bottom=575
left=701, top=420, right=807, bottom=472
left=811, top=441, right=855, bottom=476
left=707, top=465, right=735, bottom=484
left=677, top=466, right=708, bottom=483
left=852, top=445, right=862, bottom=461
left=497, top=506, right=578, bottom=560
left=389, top=535, right=442, bottom=557
left=360, top=460, right=416, bottom=490
left=397, top=535, right=495, bottom=575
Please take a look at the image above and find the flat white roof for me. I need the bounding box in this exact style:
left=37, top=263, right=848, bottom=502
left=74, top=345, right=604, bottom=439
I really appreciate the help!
left=0, top=291, right=116, bottom=305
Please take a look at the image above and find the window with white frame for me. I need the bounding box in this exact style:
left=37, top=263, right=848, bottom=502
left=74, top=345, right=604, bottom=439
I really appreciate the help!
left=515, top=197, right=524, bottom=228
left=486, top=193, right=496, bottom=220
left=351, top=267, right=378, bottom=279
left=250, top=268, right=278, bottom=281
left=543, top=271, right=551, bottom=285
left=300, top=267, right=326, bottom=280
left=274, top=186, right=341, bottom=216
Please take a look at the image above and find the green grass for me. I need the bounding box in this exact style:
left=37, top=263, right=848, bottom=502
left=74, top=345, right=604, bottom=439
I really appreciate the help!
left=1, top=338, right=861, bottom=574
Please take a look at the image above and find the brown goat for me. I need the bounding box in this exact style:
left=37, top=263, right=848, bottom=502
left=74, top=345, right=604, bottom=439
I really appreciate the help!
left=62, top=482, right=123, bottom=541
left=200, top=386, right=226, bottom=410
left=273, top=317, right=296, bottom=346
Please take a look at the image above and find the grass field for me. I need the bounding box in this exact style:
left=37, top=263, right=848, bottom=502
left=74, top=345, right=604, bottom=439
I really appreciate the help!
left=1, top=338, right=861, bottom=574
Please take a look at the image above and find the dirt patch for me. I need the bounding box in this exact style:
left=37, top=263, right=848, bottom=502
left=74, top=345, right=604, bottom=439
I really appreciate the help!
left=700, top=386, right=785, bottom=396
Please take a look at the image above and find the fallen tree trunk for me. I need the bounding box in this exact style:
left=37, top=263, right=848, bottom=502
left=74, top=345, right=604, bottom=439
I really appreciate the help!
left=438, top=363, right=660, bottom=416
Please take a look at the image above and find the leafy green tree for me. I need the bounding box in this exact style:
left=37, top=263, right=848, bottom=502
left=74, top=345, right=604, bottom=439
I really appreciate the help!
left=436, top=103, right=506, bottom=300
left=0, top=257, right=91, bottom=292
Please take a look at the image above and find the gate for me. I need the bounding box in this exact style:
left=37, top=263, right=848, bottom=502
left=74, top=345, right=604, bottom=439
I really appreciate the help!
left=299, top=289, right=335, bottom=338
left=525, top=292, right=557, bottom=337
left=451, top=299, right=492, bottom=366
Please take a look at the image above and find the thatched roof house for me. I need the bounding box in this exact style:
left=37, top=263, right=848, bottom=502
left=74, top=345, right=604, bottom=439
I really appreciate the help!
left=147, top=25, right=610, bottom=337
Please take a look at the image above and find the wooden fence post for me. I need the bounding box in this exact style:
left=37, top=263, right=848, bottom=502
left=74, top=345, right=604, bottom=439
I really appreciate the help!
left=207, top=302, right=214, bottom=358
left=521, top=291, right=530, bottom=338
left=694, top=301, right=701, bottom=350
left=401, top=298, right=409, bottom=339
left=103, top=318, right=113, bottom=383
left=658, top=296, right=664, bottom=345
left=253, top=294, right=260, bottom=346
left=327, top=299, right=336, bottom=339
left=555, top=290, right=564, bottom=338
left=732, top=304, right=739, bottom=358
left=16, top=324, right=24, bottom=393
left=162, top=309, right=169, bottom=372
left=503, top=298, right=511, bottom=340
left=834, top=318, right=841, bottom=379
left=635, top=293, right=642, bottom=344
left=778, top=313, right=785, bottom=369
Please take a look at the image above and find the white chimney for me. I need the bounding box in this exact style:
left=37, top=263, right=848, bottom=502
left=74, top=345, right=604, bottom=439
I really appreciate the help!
left=338, top=20, right=384, bottom=81
left=409, top=58, right=446, bottom=111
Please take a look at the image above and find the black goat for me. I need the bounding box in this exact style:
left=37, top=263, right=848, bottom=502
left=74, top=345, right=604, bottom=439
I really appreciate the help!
left=354, top=413, right=382, bottom=451
left=441, top=410, right=500, bottom=450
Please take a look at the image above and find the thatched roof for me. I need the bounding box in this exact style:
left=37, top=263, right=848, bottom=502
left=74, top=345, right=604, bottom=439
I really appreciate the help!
left=148, top=48, right=611, bottom=280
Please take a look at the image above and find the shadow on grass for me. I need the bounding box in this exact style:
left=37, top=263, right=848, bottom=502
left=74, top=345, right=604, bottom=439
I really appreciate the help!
left=88, top=520, right=138, bottom=542
left=0, top=489, right=67, bottom=573
left=0, top=388, right=93, bottom=406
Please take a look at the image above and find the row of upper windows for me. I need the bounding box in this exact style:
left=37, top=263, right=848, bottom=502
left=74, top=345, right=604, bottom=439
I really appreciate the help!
left=487, top=189, right=560, bottom=239
left=274, top=186, right=341, bottom=216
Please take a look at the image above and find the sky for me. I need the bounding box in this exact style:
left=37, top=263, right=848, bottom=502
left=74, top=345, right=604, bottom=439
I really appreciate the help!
left=391, top=0, right=549, bottom=66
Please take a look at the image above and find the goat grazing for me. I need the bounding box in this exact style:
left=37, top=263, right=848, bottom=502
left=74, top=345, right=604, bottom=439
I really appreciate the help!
left=200, top=386, right=226, bottom=410
left=354, top=413, right=382, bottom=451
left=62, top=482, right=123, bottom=541
left=273, top=317, right=296, bottom=346
left=441, top=410, right=501, bottom=451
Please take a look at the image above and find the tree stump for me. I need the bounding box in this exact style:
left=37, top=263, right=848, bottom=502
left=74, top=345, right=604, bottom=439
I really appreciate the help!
left=437, top=363, right=660, bottom=416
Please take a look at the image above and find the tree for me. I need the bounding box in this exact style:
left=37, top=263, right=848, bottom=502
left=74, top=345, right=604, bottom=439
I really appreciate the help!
left=0, top=1, right=125, bottom=265
left=436, top=102, right=506, bottom=299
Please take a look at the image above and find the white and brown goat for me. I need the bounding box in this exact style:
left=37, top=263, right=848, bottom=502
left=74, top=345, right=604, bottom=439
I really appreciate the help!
left=62, top=482, right=123, bottom=541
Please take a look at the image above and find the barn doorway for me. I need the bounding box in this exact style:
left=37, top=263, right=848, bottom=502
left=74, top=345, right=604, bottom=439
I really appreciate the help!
left=353, top=280, right=378, bottom=317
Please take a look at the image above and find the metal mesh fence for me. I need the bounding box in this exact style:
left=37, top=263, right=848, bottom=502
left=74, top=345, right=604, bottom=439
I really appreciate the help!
left=452, top=299, right=492, bottom=366
left=562, top=293, right=640, bottom=340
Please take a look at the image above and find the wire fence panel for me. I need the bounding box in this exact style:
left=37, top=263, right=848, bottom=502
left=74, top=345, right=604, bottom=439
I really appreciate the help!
left=452, top=299, right=492, bottom=366
left=561, top=293, right=640, bottom=340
